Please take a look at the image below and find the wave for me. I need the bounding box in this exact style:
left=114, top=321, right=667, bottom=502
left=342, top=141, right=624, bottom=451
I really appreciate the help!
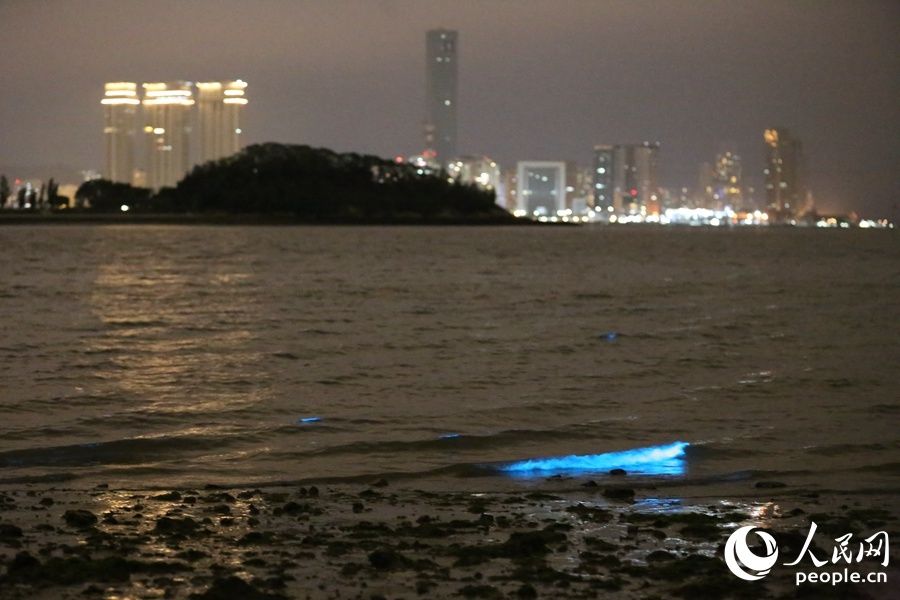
left=0, top=431, right=247, bottom=469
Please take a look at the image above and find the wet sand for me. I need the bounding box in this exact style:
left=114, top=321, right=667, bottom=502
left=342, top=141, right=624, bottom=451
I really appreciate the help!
left=0, top=478, right=896, bottom=599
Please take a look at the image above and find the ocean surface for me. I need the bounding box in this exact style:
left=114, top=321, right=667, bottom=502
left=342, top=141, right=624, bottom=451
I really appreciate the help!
left=0, top=225, right=897, bottom=492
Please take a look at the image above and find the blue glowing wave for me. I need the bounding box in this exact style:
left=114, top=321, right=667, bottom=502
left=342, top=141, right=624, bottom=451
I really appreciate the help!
left=500, top=441, right=689, bottom=477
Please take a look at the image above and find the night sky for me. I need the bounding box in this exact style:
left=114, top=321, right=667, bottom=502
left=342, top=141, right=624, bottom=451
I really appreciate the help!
left=1, top=0, right=897, bottom=216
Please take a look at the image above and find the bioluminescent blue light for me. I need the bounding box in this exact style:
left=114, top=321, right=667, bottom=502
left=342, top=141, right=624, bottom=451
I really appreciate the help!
left=439, top=433, right=461, bottom=439
left=500, top=441, right=689, bottom=477
left=600, top=331, right=619, bottom=341
left=298, top=417, right=321, bottom=424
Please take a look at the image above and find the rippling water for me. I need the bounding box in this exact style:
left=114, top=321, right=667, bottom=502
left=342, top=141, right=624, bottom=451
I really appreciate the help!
left=0, top=225, right=897, bottom=491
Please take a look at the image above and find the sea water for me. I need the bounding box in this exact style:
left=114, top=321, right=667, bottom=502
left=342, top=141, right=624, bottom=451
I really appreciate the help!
left=0, top=225, right=897, bottom=492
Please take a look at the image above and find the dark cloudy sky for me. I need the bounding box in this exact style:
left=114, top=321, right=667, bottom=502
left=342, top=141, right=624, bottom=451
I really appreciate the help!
left=1, top=0, right=897, bottom=216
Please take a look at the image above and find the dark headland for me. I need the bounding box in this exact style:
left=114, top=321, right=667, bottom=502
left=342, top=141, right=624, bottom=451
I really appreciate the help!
left=0, top=143, right=524, bottom=225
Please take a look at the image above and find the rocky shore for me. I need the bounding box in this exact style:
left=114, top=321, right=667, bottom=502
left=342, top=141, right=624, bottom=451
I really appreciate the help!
left=0, top=479, right=895, bottom=599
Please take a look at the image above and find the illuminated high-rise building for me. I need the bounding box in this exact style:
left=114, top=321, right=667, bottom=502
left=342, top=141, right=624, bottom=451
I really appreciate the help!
left=196, top=80, right=248, bottom=164
left=142, top=82, right=194, bottom=190
left=101, top=82, right=139, bottom=184
left=424, top=29, right=458, bottom=166
left=447, top=155, right=502, bottom=204
left=712, top=151, right=742, bottom=209
left=516, top=161, right=566, bottom=216
left=763, top=128, right=803, bottom=215
left=592, top=145, right=614, bottom=213
left=598, top=142, right=660, bottom=215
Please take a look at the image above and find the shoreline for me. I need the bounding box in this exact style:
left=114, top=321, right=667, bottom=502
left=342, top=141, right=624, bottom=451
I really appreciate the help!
left=0, top=212, right=542, bottom=227
left=1, top=478, right=895, bottom=599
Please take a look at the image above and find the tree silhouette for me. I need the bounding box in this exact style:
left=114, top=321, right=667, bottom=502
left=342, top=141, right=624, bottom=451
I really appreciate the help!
left=0, top=175, right=9, bottom=209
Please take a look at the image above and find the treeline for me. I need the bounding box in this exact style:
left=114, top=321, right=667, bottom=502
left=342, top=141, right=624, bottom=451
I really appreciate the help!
left=0, top=175, right=67, bottom=210
left=70, top=144, right=511, bottom=222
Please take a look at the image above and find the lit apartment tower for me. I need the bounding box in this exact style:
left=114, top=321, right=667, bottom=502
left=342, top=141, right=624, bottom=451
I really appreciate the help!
left=713, top=151, right=742, bottom=209
left=142, top=82, right=194, bottom=190
left=763, top=128, right=803, bottom=214
left=447, top=155, right=502, bottom=204
left=424, top=29, right=458, bottom=166
left=608, top=142, right=660, bottom=214
left=196, top=80, right=248, bottom=164
left=101, top=82, right=139, bottom=184
left=633, top=142, right=660, bottom=214
left=592, top=145, right=615, bottom=213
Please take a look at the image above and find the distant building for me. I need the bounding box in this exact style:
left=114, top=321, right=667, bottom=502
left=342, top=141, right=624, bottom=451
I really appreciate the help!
left=592, top=145, right=615, bottom=213
left=101, top=82, right=139, bottom=184
left=632, top=142, right=661, bottom=215
left=142, top=82, right=194, bottom=190
left=763, top=128, right=803, bottom=216
left=196, top=80, right=248, bottom=164
left=712, top=151, right=742, bottom=210
left=516, top=161, right=566, bottom=216
left=501, top=168, right=518, bottom=211
left=697, top=161, right=715, bottom=208
left=424, top=29, right=458, bottom=165
left=594, top=142, right=660, bottom=215
left=567, top=164, right=593, bottom=215
left=447, top=156, right=503, bottom=205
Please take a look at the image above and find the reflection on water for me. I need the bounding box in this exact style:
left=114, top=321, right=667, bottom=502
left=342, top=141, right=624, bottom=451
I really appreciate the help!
left=88, top=253, right=266, bottom=398
left=77, top=240, right=276, bottom=484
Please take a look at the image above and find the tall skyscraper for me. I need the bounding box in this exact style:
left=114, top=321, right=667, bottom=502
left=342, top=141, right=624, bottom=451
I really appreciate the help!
left=424, top=29, right=458, bottom=165
left=142, top=82, right=194, bottom=190
left=633, top=142, right=660, bottom=214
left=763, top=128, right=803, bottom=215
left=596, top=142, right=660, bottom=215
left=101, top=82, right=139, bottom=184
left=592, top=145, right=614, bottom=213
left=712, top=151, right=742, bottom=209
left=196, top=80, right=248, bottom=164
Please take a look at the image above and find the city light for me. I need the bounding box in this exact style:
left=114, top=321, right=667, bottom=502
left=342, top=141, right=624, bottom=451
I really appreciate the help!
left=100, top=98, right=140, bottom=105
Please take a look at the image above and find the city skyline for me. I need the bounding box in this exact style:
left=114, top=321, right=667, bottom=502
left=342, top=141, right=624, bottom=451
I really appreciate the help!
left=0, top=1, right=898, bottom=217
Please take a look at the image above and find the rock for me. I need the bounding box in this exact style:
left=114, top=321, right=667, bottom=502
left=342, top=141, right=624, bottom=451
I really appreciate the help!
left=63, top=510, right=98, bottom=528
left=516, top=583, right=538, bottom=599
left=153, top=516, right=199, bottom=536
left=602, top=488, right=635, bottom=502
left=608, top=468, right=627, bottom=476
left=282, top=501, right=306, bottom=515
left=646, top=550, right=677, bottom=562
left=371, top=478, right=389, bottom=488
left=581, top=480, right=598, bottom=487
left=566, top=504, right=612, bottom=523
left=368, top=548, right=406, bottom=570
left=6, top=551, right=40, bottom=578
left=238, top=531, right=274, bottom=545
left=0, top=523, right=23, bottom=538
left=38, top=497, right=54, bottom=506
left=151, top=491, right=182, bottom=501
left=190, top=575, right=285, bottom=600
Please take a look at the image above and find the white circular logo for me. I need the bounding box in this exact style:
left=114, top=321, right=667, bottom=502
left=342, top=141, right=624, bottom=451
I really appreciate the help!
left=724, top=526, right=779, bottom=581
